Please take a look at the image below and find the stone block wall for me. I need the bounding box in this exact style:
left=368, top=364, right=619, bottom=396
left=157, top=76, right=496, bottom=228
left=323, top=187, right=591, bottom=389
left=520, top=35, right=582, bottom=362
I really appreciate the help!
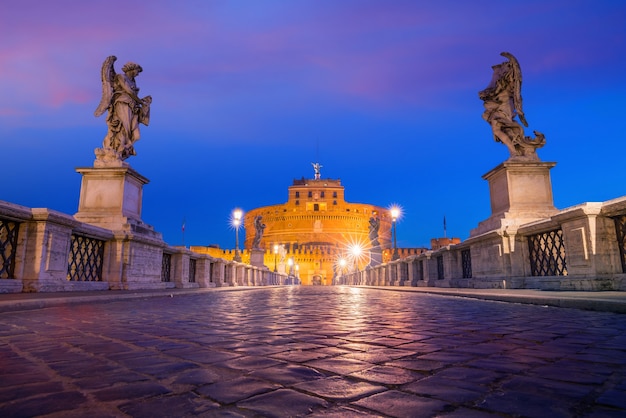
left=0, top=200, right=289, bottom=293
left=339, top=196, right=626, bottom=291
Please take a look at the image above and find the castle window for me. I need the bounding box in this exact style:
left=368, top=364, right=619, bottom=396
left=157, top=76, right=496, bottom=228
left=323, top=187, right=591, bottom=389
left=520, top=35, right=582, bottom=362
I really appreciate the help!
left=333, top=200, right=337, bottom=205
left=333, top=191, right=337, bottom=198
left=321, top=191, right=325, bottom=198
left=295, top=191, right=300, bottom=198
left=295, top=200, right=300, bottom=205
left=308, top=191, right=312, bottom=198
left=314, top=204, right=319, bottom=211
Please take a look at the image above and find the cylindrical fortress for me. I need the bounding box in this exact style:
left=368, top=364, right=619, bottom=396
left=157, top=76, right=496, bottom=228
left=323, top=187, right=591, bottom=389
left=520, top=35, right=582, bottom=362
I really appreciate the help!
left=242, top=177, right=393, bottom=285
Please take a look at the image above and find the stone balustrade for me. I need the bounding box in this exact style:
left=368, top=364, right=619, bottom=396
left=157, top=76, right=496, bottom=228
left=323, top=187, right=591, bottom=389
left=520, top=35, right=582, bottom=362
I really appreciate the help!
left=338, top=196, right=626, bottom=291
left=0, top=200, right=289, bottom=293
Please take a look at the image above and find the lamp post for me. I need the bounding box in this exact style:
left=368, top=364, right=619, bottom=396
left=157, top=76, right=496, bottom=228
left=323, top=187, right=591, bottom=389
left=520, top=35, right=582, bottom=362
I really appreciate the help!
left=391, top=206, right=400, bottom=260
left=287, top=257, right=294, bottom=284
left=338, top=258, right=347, bottom=285
left=350, top=244, right=362, bottom=273
left=339, top=258, right=346, bottom=276
left=233, top=208, right=243, bottom=262
left=273, top=244, right=278, bottom=272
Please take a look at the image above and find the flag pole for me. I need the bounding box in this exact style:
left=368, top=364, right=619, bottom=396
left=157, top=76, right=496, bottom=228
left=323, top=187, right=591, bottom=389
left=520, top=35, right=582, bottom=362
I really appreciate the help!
left=182, top=217, right=186, bottom=247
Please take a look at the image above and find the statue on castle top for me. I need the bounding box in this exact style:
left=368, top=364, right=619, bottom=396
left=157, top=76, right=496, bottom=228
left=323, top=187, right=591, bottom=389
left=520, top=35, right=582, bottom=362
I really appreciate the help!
left=312, top=162, right=322, bottom=179
left=94, top=56, right=152, bottom=164
left=252, top=215, right=266, bottom=249
left=479, top=52, right=545, bottom=161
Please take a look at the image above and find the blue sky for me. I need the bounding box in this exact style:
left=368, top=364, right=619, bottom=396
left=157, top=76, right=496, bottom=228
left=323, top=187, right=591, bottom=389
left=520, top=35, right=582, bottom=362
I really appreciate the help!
left=1, top=0, right=625, bottom=249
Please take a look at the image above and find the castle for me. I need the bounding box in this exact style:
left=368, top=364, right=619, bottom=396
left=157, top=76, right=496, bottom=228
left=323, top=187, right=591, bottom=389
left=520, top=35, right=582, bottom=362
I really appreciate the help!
left=193, top=164, right=427, bottom=285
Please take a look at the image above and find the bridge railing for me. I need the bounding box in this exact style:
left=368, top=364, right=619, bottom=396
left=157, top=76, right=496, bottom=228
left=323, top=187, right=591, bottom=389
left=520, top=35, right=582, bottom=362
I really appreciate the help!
left=338, top=196, right=626, bottom=291
left=0, top=200, right=289, bottom=293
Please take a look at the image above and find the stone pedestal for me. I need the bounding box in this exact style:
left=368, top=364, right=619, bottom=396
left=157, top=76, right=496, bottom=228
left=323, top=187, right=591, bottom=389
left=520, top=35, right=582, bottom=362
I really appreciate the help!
left=471, top=161, right=558, bottom=237
left=74, top=164, right=165, bottom=290
left=367, top=246, right=383, bottom=268
left=249, top=248, right=267, bottom=269
left=74, top=165, right=157, bottom=236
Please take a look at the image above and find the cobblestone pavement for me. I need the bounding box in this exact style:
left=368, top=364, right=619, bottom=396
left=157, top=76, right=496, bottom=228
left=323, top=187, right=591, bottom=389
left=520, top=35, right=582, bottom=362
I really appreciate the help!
left=1, top=287, right=625, bottom=417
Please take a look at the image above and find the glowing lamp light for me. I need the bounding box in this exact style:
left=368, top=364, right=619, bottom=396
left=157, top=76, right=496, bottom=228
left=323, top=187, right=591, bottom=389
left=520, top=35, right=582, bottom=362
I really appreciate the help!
left=233, top=208, right=243, bottom=227
left=390, top=206, right=401, bottom=221
left=350, top=244, right=363, bottom=257
left=232, top=208, right=243, bottom=262
left=389, top=204, right=402, bottom=261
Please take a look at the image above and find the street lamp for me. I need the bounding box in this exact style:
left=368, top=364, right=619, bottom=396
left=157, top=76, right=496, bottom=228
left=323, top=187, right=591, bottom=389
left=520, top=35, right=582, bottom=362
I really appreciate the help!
left=273, top=244, right=279, bottom=272
left=338, top=258, right=347, bottom=276
left=232, top=208, right=243, bottom=262
left=390, top=206, right=400, bottom=260
left=287, top=257, right=294, bottom=283
left=350, top=244, right=363, bottom=273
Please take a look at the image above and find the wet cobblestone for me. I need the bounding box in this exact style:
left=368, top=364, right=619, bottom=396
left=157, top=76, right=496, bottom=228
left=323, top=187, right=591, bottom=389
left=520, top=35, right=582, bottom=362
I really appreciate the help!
left=1, top=286, right=625, bottom=417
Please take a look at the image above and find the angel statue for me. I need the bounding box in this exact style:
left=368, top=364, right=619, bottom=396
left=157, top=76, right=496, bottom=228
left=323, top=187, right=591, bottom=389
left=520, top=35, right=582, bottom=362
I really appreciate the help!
left=479, top=52, right=545, bottom=161
left=94, top=56, right=152, bottom=163
left=312, top=162, right=322, bottom=180
left=368, top=215, right=380, bottom=248
left=252, top=215, right=266, bottom=249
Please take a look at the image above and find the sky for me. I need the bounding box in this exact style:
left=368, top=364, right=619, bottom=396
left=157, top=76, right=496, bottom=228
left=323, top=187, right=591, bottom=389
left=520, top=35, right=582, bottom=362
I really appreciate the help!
left=1, top=0, right=625, bottom=250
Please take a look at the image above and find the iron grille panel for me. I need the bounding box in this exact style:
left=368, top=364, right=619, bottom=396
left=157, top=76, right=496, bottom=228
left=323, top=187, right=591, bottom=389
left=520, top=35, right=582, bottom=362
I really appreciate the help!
left=189, top=259, right=196, bottom=283
left=67, top=234, right=104, bottom=281
left=209, top=262, right=215, bottom=282
left=461, top=249, right=472, bottom=279
left=400, top=262, right=408, bottom=282
left=527, top=229, right=568, bottom=276
left=437, top=256, right=444, bottom=280
left=614, top=215, right=626, bottom=273
left=161, top=253, right=171, bottom=282
left=0, top=218, right=20, bottom=279
left=419, top=260, right=424, bottom=280
left=411, top=260, right=420, bottom=283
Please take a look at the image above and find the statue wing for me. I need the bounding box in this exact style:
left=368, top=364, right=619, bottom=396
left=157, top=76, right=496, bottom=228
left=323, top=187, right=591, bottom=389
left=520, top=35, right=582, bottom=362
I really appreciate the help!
left=94, top=55, right=117, bottom=117
left=500, top=52, right=528, bottom=127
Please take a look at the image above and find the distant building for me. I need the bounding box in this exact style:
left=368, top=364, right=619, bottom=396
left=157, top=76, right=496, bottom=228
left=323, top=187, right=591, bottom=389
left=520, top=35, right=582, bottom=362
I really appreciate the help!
left=430, top=237, right=461, bottom=251
left=193, top=164, right=430, bottom=284
left=244, top=170, right=394, bottom=285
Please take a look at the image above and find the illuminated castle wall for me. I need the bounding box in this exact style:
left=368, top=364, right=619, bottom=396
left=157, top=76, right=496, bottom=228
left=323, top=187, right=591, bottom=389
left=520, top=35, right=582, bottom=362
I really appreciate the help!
left=242, top=173, right=393, bottom=285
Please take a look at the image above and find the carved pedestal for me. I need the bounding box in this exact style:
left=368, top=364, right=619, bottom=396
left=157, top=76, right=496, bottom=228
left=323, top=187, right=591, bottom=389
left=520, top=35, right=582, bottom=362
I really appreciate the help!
left=249, top=248, right=266, bottom=269
left=75, top=165, right=148, bottom=229
left=367, top=246, right=383, bottom=268
left=74, top=164, right=165, bottom=290
left=471, top=161, right=558, bottom=237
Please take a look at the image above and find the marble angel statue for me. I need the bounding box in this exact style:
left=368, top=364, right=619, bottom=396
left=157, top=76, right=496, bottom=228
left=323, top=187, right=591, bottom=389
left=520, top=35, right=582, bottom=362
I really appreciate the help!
left=478, top=52, right=545, bottom=160
left=94, top=56, right=152, bottom=162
